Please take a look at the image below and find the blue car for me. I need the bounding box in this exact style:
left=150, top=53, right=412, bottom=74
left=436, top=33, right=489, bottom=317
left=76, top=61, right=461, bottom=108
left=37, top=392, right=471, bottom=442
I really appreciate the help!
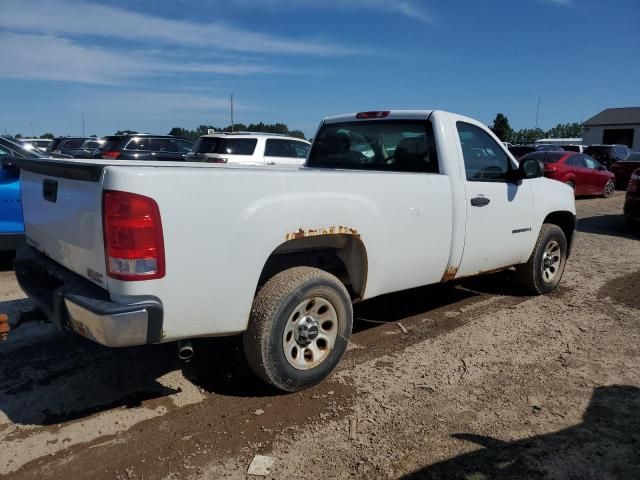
left=0, top=139, right=27, bottom=251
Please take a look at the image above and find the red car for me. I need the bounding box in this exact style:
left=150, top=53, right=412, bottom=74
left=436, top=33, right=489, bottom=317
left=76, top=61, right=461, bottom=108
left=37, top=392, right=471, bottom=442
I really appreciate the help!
left=610, top=152, right=640, bottom=190
left=521, top=151, right=615, bottom=197
left=624, top=168, right=640, bottom=233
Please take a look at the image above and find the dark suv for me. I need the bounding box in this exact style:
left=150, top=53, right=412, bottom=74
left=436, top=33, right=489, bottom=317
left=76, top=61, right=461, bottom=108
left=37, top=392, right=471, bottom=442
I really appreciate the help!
left=48, top=137, right=103, bottom=158
left=94, top=134, right=194, bottom=161
left=583, top=144, right=633, bottom=169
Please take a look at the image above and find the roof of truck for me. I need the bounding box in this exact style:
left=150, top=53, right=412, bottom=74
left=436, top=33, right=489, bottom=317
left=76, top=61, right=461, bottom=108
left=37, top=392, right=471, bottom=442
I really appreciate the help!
left=323, top=110, right=435, bottom=124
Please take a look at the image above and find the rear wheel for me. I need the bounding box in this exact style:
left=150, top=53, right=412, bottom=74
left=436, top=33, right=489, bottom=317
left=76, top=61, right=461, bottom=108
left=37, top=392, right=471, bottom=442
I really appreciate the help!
left=565, top=181, right=575, bottom=192
left=603, top=179, right=615, bottom=198
left=516, top=224, right=568, bottom=295
left=243, top=267, right=353, bottom=392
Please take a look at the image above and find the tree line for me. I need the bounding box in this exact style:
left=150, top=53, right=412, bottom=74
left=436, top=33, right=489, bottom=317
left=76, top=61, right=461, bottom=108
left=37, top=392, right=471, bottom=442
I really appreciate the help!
left=490, top=113, right=583, bottom=144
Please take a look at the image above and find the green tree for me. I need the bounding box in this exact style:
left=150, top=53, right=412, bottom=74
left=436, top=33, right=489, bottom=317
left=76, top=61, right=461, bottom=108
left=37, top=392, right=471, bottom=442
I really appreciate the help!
left=512, top=128, right=545, bottom=144
left=490, top=113, right=513, bottom=142
left=288, top=130, right=306, bottom=140
left=14, top=133, right=22, bottom=139
left=40, top=133, right=54, bottom=139
left=546, top=122, right=582, bottom=139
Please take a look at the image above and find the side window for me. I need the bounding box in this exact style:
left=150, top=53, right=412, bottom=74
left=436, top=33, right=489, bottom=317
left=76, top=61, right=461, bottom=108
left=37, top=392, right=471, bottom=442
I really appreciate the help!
left=293, top=141, right=310, bottom=158
left=173, top=139, right=194, bottom=153
left=149, top=138, right=172, bottom=151
left=456, top=122, right=513, bottom=182
left=62, top=139, right=85, bottom=149
left=566, top=155, right=586, bottom=167
left=125, top=138, right=151, bottom=151
left=221, top=139, right=257, bottom=155
left=583, top=155, right=599, bottom=169
left=265, top=139, right=294, bottom=157
left=84, top=141, right=100, bottom=150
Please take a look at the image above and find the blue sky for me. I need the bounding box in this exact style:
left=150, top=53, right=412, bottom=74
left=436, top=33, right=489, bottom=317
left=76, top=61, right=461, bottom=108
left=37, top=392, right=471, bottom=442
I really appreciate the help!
left=1, top=0, right=639, bottom=138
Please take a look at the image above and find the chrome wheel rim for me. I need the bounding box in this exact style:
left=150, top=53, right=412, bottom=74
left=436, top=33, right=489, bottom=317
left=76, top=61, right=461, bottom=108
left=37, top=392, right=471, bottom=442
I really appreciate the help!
left=605, top=180, right=614, bottom=196
left=541, top=240, right=562, bottom=283
left=283, top=297, right=339, bottom=371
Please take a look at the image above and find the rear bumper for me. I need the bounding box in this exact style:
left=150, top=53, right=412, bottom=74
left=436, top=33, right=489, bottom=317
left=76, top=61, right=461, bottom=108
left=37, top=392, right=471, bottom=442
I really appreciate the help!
left=14, top=247, right=163, bottom=347
left=0, top=232, right=25, bottom=252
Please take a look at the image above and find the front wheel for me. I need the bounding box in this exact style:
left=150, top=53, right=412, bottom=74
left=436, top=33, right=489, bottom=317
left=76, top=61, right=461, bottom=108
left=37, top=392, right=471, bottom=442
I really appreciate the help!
left=243, top=267, right=353, bottom=392
left=516, top=224, right=568, bottom=295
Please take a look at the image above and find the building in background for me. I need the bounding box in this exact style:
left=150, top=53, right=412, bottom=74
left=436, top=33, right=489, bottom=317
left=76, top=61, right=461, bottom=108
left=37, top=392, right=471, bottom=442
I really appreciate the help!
left=582, top=107, right=640, bottom=150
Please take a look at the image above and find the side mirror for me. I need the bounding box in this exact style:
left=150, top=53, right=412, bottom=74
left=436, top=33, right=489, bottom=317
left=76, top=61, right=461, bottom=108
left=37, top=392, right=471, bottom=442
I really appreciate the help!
left=518, top=157, right=544, bottom=180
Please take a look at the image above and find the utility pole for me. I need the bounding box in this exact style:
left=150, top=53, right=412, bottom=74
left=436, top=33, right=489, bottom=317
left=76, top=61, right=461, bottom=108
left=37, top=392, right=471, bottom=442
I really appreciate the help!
left=534, top=96, right=541, bottom=130
left=230, top=93, right=234, bottom=132
left=82, top=114, right=85, bottom=137
left=30, top=122, right=34, bottom=137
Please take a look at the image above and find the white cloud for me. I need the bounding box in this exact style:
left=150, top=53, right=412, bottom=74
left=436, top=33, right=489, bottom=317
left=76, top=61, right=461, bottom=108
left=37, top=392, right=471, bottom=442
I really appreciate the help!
left=0, top=0, right=357, bottom=56
left=226, top=0, right=436, bottom=24
left=0, top=32, right=279, bottom=85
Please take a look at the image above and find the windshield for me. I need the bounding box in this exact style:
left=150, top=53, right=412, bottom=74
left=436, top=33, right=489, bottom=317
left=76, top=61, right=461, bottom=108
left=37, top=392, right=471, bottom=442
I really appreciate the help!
left=307, top=120, right=439, bottom=173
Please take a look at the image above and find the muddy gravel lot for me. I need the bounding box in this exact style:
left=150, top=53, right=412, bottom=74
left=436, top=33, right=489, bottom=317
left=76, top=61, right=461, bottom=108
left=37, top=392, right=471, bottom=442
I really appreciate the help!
left=1, top=193, right=639, bottom=479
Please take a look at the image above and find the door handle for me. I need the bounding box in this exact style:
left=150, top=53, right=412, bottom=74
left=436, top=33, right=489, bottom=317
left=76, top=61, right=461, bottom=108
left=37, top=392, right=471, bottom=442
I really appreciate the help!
left=470, top=196, right=490, bottom=207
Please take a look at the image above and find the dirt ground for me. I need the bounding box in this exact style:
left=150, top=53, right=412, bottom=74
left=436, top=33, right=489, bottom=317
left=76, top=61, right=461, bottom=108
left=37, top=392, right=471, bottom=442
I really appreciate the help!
left=1, top=192, right=638, bottom=479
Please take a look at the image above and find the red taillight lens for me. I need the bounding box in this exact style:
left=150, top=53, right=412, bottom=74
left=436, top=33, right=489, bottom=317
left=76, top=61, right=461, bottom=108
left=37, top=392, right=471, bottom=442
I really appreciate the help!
left=102, top=151, right=121, bottom=159
left=103, top=190, right=165, bottom=281
left=356, top=111, right=390, bottom=119
left=544, top=166, right=557, bottom=177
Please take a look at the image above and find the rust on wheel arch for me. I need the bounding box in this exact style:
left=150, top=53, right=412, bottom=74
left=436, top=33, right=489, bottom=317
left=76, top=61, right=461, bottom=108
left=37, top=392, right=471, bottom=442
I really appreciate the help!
left=285, top=226, right=361, bottom=242
left=441, top=266, right=459, bottom=282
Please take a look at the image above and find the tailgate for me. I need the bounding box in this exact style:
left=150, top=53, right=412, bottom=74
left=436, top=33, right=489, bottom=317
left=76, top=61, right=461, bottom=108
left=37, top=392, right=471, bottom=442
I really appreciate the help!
left=19, top=159, right=108, bottom=288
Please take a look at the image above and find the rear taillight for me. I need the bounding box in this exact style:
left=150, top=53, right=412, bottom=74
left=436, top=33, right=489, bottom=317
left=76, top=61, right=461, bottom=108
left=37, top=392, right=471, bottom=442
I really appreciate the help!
left=102, top=151, right=121, bottom=159
left=544, top=166, right=557, bottom=177
left=103, top=190, right=165, bottom=281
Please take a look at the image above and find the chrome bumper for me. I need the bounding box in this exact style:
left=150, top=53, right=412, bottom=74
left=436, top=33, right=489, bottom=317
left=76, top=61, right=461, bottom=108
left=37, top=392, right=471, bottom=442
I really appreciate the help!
left=14, top=246, right=164, bottom=347
left=65, top=296, right=153, bottom=347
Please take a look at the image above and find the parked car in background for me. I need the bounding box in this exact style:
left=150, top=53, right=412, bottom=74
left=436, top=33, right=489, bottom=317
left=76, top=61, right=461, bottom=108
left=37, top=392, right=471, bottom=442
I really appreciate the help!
left=624, top=168, right=640, bottom=233
left=559, top=145, right=587, bottom=153
left=508, top=145, right=536, bottom=159
left=0, top=136, right=71, bottom=160
left=521, top=151, right=615, bottom=197
left=47, top=137, right=102, bottom=157
left=50, top=138, right=103, bottom=158
left=610, top=152, right=640, bottom=190
left=0, top=139, right=28, bottom=251
left=94, top=134, right=194, bottom=161
left=583, top=144, right=633, bottom=169
left=19, top=138, right=52, bottom=152
left=535, top=144, right=565, bottom=152
left=187, top=132, right=310, bottom=166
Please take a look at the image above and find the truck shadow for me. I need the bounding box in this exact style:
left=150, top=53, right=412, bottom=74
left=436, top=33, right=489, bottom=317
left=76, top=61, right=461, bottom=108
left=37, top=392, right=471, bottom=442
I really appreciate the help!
left=0, top=251, right=16, bottom=272
left=0, top=302, right=181, bottom=425
left=0, top=270, right=525, bottom=424
left=577, top=214, right=637, bottom=239
left=400, top=385, right=640, bottom=479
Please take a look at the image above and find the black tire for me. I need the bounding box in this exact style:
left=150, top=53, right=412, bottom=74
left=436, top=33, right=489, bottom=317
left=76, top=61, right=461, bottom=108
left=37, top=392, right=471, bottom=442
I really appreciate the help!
left=515, top=224, right=568, bottom=295
left=243, top=267, right=353, bottom=392
left=565, top=181, right=575, bottom=191
left=603, top=179, right=615, bottom=198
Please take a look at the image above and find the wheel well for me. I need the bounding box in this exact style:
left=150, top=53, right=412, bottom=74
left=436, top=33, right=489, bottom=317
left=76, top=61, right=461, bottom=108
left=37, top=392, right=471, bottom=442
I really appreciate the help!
left=544, top=211, right=576, bottom=252
left=258, top=234, right=368, bottom=300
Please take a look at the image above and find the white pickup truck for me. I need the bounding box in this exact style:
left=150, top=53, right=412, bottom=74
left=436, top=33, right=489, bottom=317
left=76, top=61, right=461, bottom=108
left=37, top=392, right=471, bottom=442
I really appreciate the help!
left=14, top=110, right=576, bottom=391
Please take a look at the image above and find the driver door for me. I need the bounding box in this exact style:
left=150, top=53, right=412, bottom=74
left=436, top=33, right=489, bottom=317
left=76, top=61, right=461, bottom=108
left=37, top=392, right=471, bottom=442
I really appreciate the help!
left=455, top=122, right=535, bottom=277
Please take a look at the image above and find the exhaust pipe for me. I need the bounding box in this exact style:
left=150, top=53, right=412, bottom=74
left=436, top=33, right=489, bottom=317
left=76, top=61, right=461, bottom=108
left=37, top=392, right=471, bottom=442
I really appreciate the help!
left=178, top=339, right=194, bottom=362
